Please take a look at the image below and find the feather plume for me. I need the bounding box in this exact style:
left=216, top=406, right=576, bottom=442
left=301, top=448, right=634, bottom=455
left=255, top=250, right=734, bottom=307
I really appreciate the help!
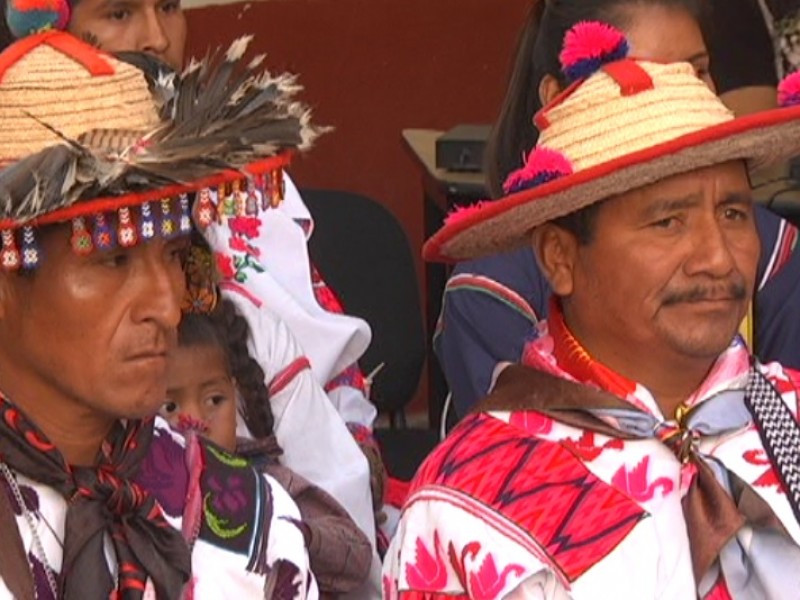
left=0, top=36, right=327, bottom=224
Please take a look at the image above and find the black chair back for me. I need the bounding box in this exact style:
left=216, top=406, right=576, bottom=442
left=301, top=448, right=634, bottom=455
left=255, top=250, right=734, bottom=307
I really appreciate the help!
left=302, top=188, right=426, bottom=424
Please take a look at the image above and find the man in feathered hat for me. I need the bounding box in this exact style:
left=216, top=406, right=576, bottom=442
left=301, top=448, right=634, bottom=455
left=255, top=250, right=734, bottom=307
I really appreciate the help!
left=384, top=22, right=800, bottom=600
left=0, top=26, right=327, bottom=598
left=2, top=3, right=387, bottom=597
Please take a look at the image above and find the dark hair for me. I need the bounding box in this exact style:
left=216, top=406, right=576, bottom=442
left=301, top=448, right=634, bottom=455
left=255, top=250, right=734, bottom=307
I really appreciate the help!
left=552, top=202, right=602, bottom=244
left=0, top=0, right=13, bottom=52
left=485, top=0, right=711, bottom=200
left=179, top=298, right=277, bottom=442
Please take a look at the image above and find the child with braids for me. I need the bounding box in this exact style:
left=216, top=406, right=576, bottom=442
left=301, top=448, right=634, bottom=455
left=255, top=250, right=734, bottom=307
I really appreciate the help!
left=161, top=295, right=373, bottom=598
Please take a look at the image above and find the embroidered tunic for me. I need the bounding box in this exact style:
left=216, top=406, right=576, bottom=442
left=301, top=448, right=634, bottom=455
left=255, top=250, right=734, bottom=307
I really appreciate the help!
left=386, top=317, right=800, bottom=599
left=0, top=418, right=317, bottom=599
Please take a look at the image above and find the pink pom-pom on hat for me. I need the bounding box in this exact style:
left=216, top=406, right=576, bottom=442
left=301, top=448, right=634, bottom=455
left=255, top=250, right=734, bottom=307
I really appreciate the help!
left=5, top=0, right=70, bottom=39
left=503, top=147, right=574, bottom=194
left=559, top=21, right=629, bottom=83
left=778, top=71, right=800, bottom=107
left=443, top=201, right=488, bottom=227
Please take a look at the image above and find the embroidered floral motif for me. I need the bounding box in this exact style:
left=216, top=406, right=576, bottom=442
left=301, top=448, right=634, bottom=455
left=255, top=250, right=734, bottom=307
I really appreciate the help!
left=382, top=573, right=397, bottom=600
left=132, top=428, right=188, bottom=518
left=405, top=531, right=448, bottom=590
left=202, top=492, right=248, bottom=539
left=743, top=449, right=785, bottom=491
left=228, top=216, right=262, bottom=240
left=215, top=252, right=237, bottom=280
left=468, top=552, right=525, bottom=600
left=205, top=444, right=250, bottom=468
left=198, top=440, right=267, bottom=557
left=230, top=253, right=265, bottom=283
left=611, top=456, right=674, bottom=502
left=561, top=430, right=624, bottom=461
left=216, top=248, right=265, bottom=284
left=229, top=235, right=260, bottom=256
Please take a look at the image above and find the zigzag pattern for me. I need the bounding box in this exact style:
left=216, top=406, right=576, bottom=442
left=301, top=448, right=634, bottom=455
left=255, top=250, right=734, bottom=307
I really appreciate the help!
left=413, top=414, right=646, bottom=582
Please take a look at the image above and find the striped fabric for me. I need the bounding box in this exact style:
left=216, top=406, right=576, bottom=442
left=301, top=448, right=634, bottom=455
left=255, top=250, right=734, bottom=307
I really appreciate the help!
left=443, top=273, right=539, bottom=324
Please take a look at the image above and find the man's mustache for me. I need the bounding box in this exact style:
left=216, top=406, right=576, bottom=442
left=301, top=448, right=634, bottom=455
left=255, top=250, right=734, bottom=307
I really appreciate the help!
left=662, top=281, right=748, bottom=306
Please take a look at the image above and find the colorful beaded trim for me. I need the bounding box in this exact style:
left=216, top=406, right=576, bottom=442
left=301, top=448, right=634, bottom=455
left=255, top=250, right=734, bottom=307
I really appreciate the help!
left=0, top=194, right=191, bottom=271
left=186, top=170, right=286, bottom=314
left=0, top=166, right=285, bottom=272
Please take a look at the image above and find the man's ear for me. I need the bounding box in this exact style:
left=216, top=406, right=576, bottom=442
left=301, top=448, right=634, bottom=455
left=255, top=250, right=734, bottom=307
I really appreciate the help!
left=531, top=223, right=578, bottom=297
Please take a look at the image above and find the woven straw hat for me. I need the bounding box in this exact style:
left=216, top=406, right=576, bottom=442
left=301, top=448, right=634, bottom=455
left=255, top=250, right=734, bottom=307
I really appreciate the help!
left=0, top=30, right=319, bottom=270
left=423, top=23, right=800, bottom=263
left=0, top=33, right=160, bottom=162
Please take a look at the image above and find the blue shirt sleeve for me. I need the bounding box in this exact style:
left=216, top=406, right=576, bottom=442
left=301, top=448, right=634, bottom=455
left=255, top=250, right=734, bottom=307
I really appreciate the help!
left=754, top=205, right=800, bottom=368
left=433, top=247, right=551, bottom=417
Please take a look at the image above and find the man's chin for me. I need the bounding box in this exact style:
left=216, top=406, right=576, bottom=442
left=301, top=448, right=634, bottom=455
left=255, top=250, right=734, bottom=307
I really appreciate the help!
left=667, top=330, right=742, bottom=360
left=107, top=386, right=167, bottom=420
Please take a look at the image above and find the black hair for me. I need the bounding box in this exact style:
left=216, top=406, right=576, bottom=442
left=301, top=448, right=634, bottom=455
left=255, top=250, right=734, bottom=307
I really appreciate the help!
left=178, top=298, right=277, bottom=443
left=551, top=202, right=602, bottom=245
left=0, top=0, right=13, bottom=53
left=485, top=0, right=711, bottom=203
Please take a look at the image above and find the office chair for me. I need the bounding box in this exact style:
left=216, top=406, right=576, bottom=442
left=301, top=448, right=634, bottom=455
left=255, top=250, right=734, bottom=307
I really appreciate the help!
left=301, top=188, right=427, bottom=428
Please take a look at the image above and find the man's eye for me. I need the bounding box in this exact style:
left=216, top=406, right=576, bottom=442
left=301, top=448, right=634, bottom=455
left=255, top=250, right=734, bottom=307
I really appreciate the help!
left=161, top=1, right=181, bottom=13
left=651, top=217, right=679, bottom=229
left=723, top=208, right=748, bottom=221
left=161, top=401, right=178, bottom=415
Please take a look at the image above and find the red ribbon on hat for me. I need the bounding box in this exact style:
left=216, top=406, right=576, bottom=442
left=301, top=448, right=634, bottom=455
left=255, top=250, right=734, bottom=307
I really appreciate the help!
left=0, top=30, right=115, bottom=83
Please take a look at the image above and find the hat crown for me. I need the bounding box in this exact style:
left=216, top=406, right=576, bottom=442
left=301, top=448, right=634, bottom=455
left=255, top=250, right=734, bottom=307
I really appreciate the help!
left=0, top=32, right=160, bottom=164
left=537, top=59, right=733, bottom=173
left=424, top=22, right=800, bottom=262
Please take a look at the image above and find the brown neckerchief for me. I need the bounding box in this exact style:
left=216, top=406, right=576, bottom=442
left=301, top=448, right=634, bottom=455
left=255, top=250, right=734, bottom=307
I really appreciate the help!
left=480, top=364, right=780, bottom=584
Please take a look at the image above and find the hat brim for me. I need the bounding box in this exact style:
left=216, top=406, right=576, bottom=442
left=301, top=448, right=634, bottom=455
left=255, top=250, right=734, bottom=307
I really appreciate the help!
left=0, top=153, right=291, bottom=231
left=423, top=105, right=800, bottom=263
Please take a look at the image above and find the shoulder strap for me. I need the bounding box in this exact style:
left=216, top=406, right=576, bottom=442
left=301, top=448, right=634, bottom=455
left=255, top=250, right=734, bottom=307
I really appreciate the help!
left=745, top=368, right=800, bottom=524
left=0, top=468, right=35, bottom=599
left=478, top=364, right=637, bottom=439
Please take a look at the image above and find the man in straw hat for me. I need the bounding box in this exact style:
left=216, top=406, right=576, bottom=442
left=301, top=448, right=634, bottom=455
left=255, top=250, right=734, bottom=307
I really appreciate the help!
left=0, top=26, right=327, bottom=598
left=2, top=3, right=387, bottom=597
left=383, top=21, right=800, bottom=600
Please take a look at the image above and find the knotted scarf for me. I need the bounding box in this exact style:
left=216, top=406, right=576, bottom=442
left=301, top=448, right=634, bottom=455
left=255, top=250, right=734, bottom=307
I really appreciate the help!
left=490, top=304, right=800, bottom=588
left=0, top=395, right=191, bottom=599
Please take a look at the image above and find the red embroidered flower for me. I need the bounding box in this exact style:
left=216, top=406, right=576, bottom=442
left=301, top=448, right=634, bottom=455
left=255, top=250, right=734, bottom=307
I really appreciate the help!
left=228, top=236, right=249, bottom=253
left=228, top=216, right=262, bottom=239
left=214, top=252, right=236, bottom=280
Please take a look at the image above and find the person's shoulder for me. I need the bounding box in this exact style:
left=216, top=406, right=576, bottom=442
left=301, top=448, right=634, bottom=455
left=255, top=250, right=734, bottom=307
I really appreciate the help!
left=452, top=246, right=541, bottom=287
left=445, top=246, right=547, bottom=322
left=396, top=411, right=646, bottom=591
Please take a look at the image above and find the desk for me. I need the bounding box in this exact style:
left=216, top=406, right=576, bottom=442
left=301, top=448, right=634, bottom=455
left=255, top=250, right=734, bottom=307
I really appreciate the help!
left=402, top=128, right=488, bottom=431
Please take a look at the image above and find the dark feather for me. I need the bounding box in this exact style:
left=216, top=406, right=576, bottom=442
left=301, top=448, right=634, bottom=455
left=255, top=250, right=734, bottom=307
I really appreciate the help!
left=0, top=36, right=326, bottom=223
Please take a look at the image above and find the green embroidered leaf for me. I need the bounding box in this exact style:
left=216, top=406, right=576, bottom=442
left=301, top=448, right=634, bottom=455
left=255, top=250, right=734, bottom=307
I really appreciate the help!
left=203, top=493, right=248, bottom=539
left=206, top=443, right=250, bottom=467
